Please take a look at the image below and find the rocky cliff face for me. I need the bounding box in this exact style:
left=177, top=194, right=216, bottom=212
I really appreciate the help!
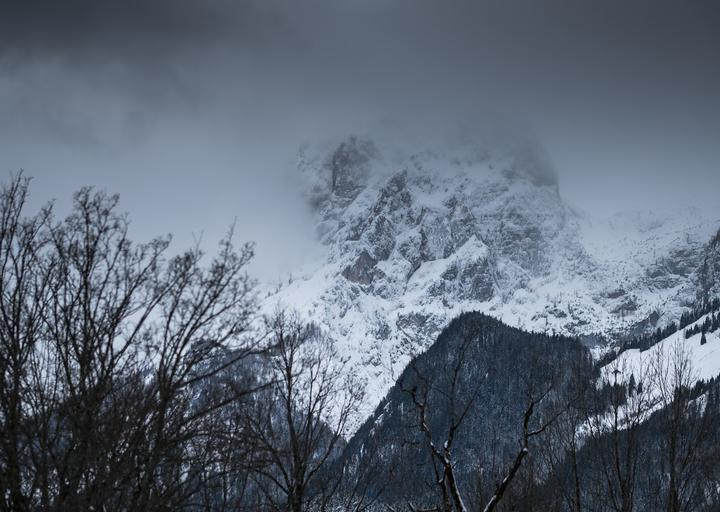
left=699, top=229, right=720, bottom=302
left=263, top=135, right=719, bottom=421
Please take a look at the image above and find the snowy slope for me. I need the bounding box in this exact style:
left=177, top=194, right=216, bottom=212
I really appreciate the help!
left=600, top=313, right=720, bottom=392
left=261, top=135, right=719, bottom=423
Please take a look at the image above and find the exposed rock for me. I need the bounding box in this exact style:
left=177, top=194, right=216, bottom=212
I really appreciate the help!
left=363, top=215, right=395, bottom=261
left=342, top=250, right=377, bottom=285
left=606, top=288, right=627, bottom=299
left=699, top=229, right=720, bottom=301
left=420, top=214, right=452, bottom=260
left=328, top=136, right=378, bottom=202
left=611, top=296, right=639, bottom=315
left=458, top=257, right=494, bottom=301
left=396, top=311, right=430, bottom=333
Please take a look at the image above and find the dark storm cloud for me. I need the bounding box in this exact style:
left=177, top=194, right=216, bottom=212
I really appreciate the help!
left=1, top=0, right=719, bottom=277
left=0, top=0, right=230, bottom=57
left=3, top=0, right=719, bottom=119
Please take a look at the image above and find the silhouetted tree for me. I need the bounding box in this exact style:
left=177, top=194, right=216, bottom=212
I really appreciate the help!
left=244, top=310, right=363, bottom=512
left=0, top=174, right=259, bottom=512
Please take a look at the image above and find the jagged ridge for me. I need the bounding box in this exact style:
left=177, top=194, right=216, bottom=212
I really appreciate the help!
left=263, top=135, right=719, bottom=423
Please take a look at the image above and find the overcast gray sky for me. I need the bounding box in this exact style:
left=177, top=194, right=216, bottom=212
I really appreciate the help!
left=1, top=0, right=719, bottom=279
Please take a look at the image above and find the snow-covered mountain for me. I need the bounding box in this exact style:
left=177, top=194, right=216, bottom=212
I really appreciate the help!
left=262, top=135, right=719, bottom=420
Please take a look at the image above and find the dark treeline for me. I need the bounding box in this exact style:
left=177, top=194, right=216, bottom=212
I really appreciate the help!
left=530, top=352, right=720, bottom=512
left=341, top=313, right=595, bottom=511
left=1, top=175, right=720, bottom=512
left=594, top=297, right=720, bottom=369
left=684, top=312, right=720, bottom=342
left=342, top=313, right=720, bottom=512
left=617, top=298, right=720, bottom=354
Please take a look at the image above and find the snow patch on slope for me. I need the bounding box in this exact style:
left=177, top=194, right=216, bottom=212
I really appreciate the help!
left=600, top=313, right=720, bottom=390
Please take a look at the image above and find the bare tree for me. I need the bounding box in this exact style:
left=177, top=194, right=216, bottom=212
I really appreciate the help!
left=536, top=351, right=595, bottom=512
left=0, top=176, right=260, bottom=511
left=649, top=338, right=720, bottom=512
left=0, top=175, right=53, bottom=511
left=481, top=385, right=558, bottom=512
left=586, top=357, right=655, bottom=512
left=245, top=310, right=362, bottom=512
left=403, top=333, right=481, bottom=512
left=403, top=332, right=560, bottom=512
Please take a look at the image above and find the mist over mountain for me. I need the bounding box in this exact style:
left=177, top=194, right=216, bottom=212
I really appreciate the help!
left=2, top=1, right=720, bottom=511
left=261, top=132, right=719, bottom=422
left=2, top=0, right=720, bottom=282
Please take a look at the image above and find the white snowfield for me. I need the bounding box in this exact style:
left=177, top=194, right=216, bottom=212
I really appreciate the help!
left=600, top=312, right=720, bottom=393
left=261, top=135, right=719, bottom=428
left=584, top=312, right=720, bottom=435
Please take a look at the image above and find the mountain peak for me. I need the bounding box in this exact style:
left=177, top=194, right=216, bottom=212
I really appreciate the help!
left=328, top=136, right=380, bottom=201
left=269, top=135, right=717, bottom=425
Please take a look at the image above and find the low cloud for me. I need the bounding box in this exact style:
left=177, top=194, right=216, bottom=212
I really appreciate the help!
left=1, top=0, right=719, bottom=278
